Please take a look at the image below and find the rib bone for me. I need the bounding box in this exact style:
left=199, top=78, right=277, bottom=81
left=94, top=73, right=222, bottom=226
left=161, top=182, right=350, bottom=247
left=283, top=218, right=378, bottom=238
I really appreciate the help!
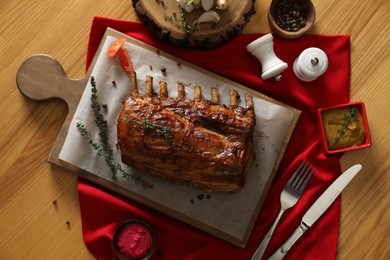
left=194, top=85, right=202, bottom=100
left=145, top=75, right=153, bottom=96
left=211, top=87, right=219, bottom=104
left=159, top=80, right=168, bottom=98
left=245, top=93, right=254, bottom=109
left=130, top=71, right=138, bottom=93
left=229, top=89, right=238, bottom=107
left=177, top=82, right=185, bottom=98
left=129, top=74, right=253, bottom=111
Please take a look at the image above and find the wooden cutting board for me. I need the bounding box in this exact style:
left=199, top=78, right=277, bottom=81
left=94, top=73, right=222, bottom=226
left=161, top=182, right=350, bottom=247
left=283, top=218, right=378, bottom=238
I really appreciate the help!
left=16, top=28, right=300, bottom=247
left=133, top=0, right=256, bottom=49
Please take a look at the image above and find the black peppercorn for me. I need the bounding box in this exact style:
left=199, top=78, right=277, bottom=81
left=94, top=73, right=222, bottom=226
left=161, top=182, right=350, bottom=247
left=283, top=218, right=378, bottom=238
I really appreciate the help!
left=273, top=0, right=308, bottom=32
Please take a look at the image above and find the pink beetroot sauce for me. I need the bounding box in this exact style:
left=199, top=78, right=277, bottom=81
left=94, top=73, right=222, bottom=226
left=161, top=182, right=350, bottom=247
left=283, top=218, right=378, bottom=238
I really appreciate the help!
left=117, top=223, right=153, bottom=259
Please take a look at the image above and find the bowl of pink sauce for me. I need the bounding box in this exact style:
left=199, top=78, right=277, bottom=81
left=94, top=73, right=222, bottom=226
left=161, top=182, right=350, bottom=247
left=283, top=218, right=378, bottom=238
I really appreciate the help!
left=112, top=219, right=157, bottom=260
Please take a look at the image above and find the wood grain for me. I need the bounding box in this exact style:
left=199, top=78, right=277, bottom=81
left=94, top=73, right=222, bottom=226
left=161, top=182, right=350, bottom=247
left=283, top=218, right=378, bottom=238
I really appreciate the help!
left=0, top=0, right=389, bottom=259
left=132, top=0, right=255, bottom=48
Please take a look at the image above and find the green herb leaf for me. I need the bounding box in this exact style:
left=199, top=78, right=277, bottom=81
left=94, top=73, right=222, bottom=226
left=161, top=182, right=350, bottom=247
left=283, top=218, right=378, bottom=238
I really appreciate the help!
left=328, top=107, right=359, bottom=149
left=124, top=116, right=173, bottom=140
left=164, top=8, right=197, bottom=37
left=76, top=77, right=153, bottom=189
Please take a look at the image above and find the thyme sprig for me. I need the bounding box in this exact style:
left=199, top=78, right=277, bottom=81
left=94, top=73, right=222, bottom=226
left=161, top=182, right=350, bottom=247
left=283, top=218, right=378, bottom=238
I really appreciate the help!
left=76, top=76, right=153, bottom=189
left=164, top=8, right=197, bottom=36
left=76, top=123, right=153, bottom=189
left=328, top=107, right=359, bottom=149
left=124, top=117, right=173, bottom=140
left=90, top=77, right=110, bottom=154
left=76, top=122, right=116, bottom=177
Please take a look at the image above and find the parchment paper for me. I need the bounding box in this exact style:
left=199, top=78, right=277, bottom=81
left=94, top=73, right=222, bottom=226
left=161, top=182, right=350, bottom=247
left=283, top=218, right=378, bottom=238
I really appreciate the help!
left=59, top=34, right=298, bottom=246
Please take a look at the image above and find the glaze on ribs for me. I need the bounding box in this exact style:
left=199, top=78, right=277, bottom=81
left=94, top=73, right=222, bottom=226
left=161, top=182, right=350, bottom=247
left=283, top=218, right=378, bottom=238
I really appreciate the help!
left=117, top=72, right=255, bottom=192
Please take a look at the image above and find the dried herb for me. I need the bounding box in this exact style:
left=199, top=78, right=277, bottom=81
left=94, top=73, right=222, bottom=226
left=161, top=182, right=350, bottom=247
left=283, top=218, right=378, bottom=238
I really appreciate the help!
left=77, top=123, right=153, bottom=188
left=76, top=76, right=153, bottom=189
left=164, top=8, right=197, bottom=36
left=90, top=77, right=110, bottom=155
left=124, top=117, right=173, bottom=140
left=328, top=107, right=359, bottom=149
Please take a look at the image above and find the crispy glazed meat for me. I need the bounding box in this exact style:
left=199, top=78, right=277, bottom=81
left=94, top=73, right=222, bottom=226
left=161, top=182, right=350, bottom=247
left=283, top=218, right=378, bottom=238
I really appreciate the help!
left=117, top=72, right=255, bottom=192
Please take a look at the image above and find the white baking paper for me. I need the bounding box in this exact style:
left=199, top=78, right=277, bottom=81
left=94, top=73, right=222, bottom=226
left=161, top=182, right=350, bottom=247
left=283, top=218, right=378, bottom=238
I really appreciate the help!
left=59, top=35, right=297, bottom=245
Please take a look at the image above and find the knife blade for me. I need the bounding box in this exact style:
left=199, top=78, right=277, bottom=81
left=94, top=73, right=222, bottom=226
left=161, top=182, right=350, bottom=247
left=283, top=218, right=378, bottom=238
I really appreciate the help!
left=268, top=164, right=362, bottom=260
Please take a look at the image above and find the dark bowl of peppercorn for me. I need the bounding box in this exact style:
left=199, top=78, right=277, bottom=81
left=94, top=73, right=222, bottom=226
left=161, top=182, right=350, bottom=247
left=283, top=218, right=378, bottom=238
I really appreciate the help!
left=268, top=0, right=316, bottom=39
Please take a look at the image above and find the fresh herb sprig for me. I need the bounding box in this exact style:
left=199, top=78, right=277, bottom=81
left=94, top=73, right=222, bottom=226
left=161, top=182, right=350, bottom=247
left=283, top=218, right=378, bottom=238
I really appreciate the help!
left=90, top=77, right=110, bottom=154
left=76, top=76, right=153, bottom=189
left=76, top=123, right=153, bottom=189
left=164, top=8, right=197, bottom=36
left=124, top=117, right=173, bottom=140
left=76, top=122, right=117, bottom=177
left=328, top=107, right=359, bottom=149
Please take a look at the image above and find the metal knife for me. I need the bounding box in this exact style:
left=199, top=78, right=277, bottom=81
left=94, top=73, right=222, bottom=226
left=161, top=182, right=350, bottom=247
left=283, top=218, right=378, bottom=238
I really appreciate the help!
left=268, top=164, right=362, bottom=260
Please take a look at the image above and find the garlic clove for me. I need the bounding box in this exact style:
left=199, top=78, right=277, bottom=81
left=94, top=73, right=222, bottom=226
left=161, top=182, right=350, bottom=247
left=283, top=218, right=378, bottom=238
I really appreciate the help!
left=192, top=0, right=201, bottom=7
left=177, top=0, right=187, bottom=8
left=184, top=2, right=195, bottom=12
left=215, top=0, right=228, bottom=10
left=177, top=0, right=195, bottom=12
left=201, top=0, right=214, bottom=11
left=192, top=11, right=220, bottom=29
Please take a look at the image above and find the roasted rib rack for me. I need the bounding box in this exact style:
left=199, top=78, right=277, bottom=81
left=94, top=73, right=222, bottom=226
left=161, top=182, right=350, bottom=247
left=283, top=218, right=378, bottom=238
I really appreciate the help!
left=117, top=71, right=255, bottom=192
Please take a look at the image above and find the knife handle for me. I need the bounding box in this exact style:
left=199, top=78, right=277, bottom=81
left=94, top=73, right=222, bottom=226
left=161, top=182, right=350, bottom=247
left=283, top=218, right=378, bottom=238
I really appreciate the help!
left=268, top=222, right=307, bottom=260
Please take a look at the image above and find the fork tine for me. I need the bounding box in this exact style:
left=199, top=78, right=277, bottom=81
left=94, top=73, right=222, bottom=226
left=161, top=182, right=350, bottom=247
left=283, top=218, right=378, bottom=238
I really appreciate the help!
left=287, top=160, right=305, bottom=187
left=295, top=163, right=314, bottom=192
left=293, top=161, right=310, bottom=187
left=289, top=160, right=314, bottom=192
left=299, top=165, right=315, bottom=192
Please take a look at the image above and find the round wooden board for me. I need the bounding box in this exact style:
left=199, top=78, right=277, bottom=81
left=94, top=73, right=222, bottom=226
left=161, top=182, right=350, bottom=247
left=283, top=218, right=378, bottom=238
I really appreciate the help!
left=132, top=0, right=256, bottom=49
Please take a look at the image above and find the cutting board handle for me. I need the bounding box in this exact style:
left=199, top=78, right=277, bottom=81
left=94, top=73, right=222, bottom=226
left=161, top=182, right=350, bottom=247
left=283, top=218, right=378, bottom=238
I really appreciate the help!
left=16, top=54, right=86, bottom=105
left=16, top=54, right=88, bottom=165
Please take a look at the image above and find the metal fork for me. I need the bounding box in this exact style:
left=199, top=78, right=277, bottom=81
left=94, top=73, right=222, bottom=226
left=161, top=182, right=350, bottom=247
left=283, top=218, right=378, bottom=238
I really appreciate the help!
left=251, top=160, right=315, bottom=260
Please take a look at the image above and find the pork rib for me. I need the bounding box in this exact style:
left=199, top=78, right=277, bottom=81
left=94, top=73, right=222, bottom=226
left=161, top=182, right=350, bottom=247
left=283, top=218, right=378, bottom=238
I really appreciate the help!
left=117, top=72, right=255, bottom=192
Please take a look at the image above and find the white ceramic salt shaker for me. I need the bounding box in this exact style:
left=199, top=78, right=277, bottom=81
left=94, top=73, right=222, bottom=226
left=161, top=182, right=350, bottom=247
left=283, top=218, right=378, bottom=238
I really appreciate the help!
left=246, top=33, right=288, bottom=81
left=293, top=47, right=328, bottom=82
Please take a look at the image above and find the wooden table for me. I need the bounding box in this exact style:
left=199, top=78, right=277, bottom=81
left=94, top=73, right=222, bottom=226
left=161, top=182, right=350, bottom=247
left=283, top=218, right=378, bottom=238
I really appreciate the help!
left=0, top=0, right=388, bottom=258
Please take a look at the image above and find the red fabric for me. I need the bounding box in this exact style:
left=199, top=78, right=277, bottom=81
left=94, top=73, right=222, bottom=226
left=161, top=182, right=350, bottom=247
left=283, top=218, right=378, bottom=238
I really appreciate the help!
left=78, top=16, right=350, bottom=260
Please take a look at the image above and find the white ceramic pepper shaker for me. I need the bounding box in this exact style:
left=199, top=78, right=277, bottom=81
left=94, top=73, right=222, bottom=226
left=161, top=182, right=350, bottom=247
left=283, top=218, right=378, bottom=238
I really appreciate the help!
left=293, top=47, right=328, bottom=82
left=246, top=33, right=288, bottom=81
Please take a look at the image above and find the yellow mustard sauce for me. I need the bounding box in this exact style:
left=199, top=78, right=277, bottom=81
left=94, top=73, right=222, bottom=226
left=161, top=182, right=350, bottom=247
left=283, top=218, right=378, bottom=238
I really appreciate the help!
left=322, top=106, right=366, bottom=150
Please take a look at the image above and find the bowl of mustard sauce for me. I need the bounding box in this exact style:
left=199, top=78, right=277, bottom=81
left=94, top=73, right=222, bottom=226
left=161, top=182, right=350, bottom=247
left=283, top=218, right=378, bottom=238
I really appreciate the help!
left=317, top=102, right=371, bottom=154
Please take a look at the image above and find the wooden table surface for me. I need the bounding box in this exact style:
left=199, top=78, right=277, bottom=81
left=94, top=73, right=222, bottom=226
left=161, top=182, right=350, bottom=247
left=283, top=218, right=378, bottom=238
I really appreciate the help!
left=1, top=0, right=389, bottom=259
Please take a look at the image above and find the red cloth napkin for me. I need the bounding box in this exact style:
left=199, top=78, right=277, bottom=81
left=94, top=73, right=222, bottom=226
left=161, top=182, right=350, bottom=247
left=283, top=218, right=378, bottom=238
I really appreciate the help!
left=78, top=17, right=350, bottom=260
